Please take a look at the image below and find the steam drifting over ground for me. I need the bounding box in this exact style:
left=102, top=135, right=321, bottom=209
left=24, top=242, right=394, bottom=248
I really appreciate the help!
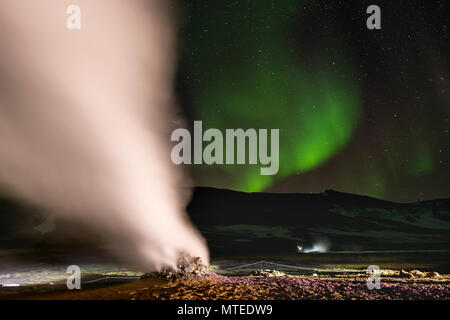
left=303, top=241, right=330, bottom=253
left=0, top=0, right=208, bottom=270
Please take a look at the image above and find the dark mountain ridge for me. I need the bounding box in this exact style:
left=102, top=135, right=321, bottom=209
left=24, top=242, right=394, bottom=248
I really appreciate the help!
left=187, top=187, right=450, bottom=255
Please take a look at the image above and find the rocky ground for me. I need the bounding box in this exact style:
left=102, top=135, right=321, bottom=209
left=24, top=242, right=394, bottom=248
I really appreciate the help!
left=12, top=256, right=450, bottom=300
left=15, top=272, right=449, bottom=300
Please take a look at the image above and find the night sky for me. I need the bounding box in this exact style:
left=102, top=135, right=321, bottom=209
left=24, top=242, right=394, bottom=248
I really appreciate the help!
left=174, top=0, right=449, bottom=202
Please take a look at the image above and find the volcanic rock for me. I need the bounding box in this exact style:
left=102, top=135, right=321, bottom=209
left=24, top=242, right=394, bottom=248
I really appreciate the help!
left=410, top=270, right=426, bottom=278
left=250, top=269, right=286, bottom=277
left=400, top=269, right=415, bottom=279
left=380, top=269, right=399, bottom=276
left=427, top=272, right=441, bottom=278
left=141, top=255, right=212, bottom=281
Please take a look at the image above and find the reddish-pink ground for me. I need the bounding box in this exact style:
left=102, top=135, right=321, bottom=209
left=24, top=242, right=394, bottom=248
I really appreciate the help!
left=21, top=274, right=450, bottom=300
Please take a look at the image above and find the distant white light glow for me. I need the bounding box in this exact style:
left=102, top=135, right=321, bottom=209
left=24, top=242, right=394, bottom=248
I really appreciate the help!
left=297, top=241, right=329, bottom=253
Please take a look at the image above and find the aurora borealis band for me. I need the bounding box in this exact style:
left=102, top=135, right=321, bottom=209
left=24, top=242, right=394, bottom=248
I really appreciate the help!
left=175, top=0, right=450, bottom=202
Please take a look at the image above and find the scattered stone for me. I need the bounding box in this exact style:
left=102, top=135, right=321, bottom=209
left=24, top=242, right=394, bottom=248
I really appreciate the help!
left=410, top=270, right=426, bottom=278
left=380, top=269, right=399, bottom=276
left=427, top=272, right=441, bottom=279
left=250, top=269, right=285, bottom=277
left=400, top=269, right=415, bottom=279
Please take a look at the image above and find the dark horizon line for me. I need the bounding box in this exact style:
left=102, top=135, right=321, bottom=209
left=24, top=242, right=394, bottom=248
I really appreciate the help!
left=187, top=185, right=450, bottom=205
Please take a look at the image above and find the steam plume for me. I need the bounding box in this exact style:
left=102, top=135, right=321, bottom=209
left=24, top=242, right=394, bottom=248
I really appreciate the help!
left=0, top=0, right=208, bottom=270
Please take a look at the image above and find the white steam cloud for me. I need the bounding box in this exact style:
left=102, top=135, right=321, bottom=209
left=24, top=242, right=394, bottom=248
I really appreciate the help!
left=0, top=0, right=208, bottom=270
left=303, top=242, right=329, bottom=253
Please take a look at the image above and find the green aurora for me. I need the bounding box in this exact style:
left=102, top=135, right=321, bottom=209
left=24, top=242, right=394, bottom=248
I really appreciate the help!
left=179, top=1, right=361, bottom=192
left=176, top=1, right=450, bottom=202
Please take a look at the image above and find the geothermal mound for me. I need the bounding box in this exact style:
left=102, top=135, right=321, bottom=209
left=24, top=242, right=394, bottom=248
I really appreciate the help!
left=141, top=255, right=212, bottom=281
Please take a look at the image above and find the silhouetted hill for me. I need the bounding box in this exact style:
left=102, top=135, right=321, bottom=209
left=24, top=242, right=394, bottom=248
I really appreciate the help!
left=187, top=187, right=450, bottom=256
